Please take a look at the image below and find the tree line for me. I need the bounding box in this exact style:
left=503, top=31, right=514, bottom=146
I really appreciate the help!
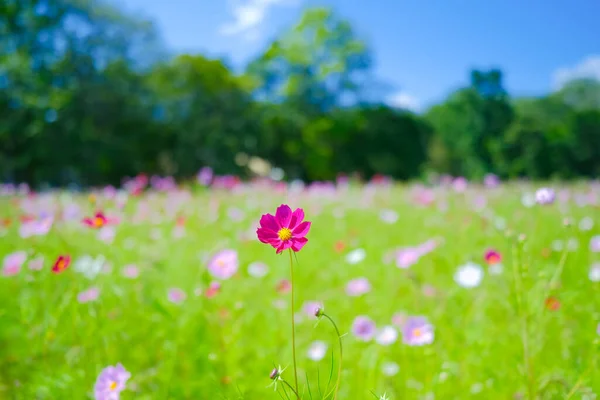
left=1, top=1, right=599, bottom=187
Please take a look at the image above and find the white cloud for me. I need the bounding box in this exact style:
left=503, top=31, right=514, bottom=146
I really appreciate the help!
left=219, top=0, right=298, bottom=39
left=386, top=91, right=421, bottom=112
left=552, top=55, right=600, bottom=89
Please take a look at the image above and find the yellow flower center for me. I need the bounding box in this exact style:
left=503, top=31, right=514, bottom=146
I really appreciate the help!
left=277, top=228, right=292, bottom=241
left=93, top=217, right=104, bottom=227
left=412, top=328, right=422, bottom=337
left=109, top=381, right=117, bottom=390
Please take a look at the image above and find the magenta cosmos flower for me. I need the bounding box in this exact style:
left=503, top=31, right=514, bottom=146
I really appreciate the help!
left=256, top=204, right=311, bottom=254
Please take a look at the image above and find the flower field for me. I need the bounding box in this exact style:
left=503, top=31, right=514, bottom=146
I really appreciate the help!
left=1, top=177, right=599, bottom=399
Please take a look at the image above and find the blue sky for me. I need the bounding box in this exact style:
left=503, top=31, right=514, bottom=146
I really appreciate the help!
left=120, top=0, right=600, bottom=111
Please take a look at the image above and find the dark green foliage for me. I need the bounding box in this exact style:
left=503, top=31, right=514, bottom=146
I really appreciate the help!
left=1, top=1, right=599, bottom=186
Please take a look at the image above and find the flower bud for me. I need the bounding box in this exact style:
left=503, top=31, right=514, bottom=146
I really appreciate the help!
left=269, top=368, right=279, bottom=380
left=314, top=307, right=324, bottom=318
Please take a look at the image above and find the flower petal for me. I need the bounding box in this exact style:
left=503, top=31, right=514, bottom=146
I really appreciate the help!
left=292, top=221, right=311, bottom=237
left=276, top=240, right=293, bottom=254
left=289, top=208, right=305, bottom=229
left=275, top=204, right=292, bottom=228
left=257, top=228, right=279, bottom=244
left=291, top=237, right=308, bottom=252
left=259, top=213, right=279, bottom=231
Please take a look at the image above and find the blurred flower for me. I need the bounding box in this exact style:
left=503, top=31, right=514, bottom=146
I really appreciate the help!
left=247, top=261, right=268, bottom=278
left=207, top=249, right=238, bottom=280
left=544, top=296, right=560, bottom=311
left=346, top=248, right=366, bottom=264
left=484, top=249, right=503, bottom=274
left=589, top=263, right=600, bottom=282
left=307, top=340, right=327, bottom=361
left=205, top=281, right=221, bottom=298
left=197, top=167, right=213, bottom=186
left=74, top=255, right=105, bottom=280
left=334, top=240, right=346, bottom=253
left=484, top=174, right=500, bottom=188
left=122, top=265, right=139, bottom=279
left=396, top=248, right=420, bottom=269
left=77, top=287, right=100, bottom=303
left=579, top=217, right=594, bottom=231
left=94, top=363, right=131, bottom=400
left=351, top=316, right=376, bottom=341
left=453, top=177, right=468, bottom=192
left=345, top=277, right=371, bottom=296
left=590, top=235, right=600, bottom=253
left=402, top=316, right=434, bottom=346
left=83, top=211, right=108, bottom=229
left=98, top=226, right=116, bottom=244
left=276, top=279, right=291, bottom=294
left=167, top=288, right=186, bottom=304
left=454, top=262, right=483, bottom=288
left=376, top=325, right=398, bottom=346
left=521, top=193, right=536, bottom=208
left=391, top=312, right=407, bottom=327
left=381, top=361, right=400, bottom=377
left=19, top=216, right=53, bottom=238
left=2, top=251, right=27, bottom=276
left=535, top=188, right=555, bottom=205
left=28, top=255, right=44, bottom=271
left=379, top=209, right=399, bottom=224
left=256, top=204, right=311, bottom=254
left=52, top=255, right=71, bottom=274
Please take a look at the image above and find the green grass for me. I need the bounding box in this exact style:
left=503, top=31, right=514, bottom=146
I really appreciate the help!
left=0, top=184, right=598, bottom=399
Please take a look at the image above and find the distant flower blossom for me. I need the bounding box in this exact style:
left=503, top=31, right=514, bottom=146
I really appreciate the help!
left=454, top=262, right=483, bottom=288
left=122, top=265, right=139, bottom=279
left=28, top=256, right=44, bottom=271
left=307, top=340, right=327, bottom=361
left=396, top=248, right=420, bottom=269
left=205, top=281, right=221, bottom=298
left=77, top=287, right=100, bottom=303
left=545, top=296, right=560, bottom=311
left=579, top=217, right=594, bottom=231
left=276, top=279, right=291, bottom=294
left=590, top=236, right=600, bottom=253
left=94, top=363, right=131, bottom=400
left=52, top=255, right=71, bottom=274
left=256, top=204, right=311, bottom=254
left=98, top=226, right=116, bottom=244
left=207, top=249, right=238, bottom=280
left=391, top=312, right=407, bottom=327
left=589, top=263, right=600, bottom=282
left=83, top=212, right=108, bottom=229
left=375, top=325, right=398, bottom=346
left=345, top=277, right=371, bottom=296
left=535, top=188, right=555, bottom=205
left=19, top=216, right=53, bottom=238
left=484, top=249, right=501, bottom=265
left=521, top=193, right=536, bottom=208
left=483, top=174, right=500, bottom=188
left=379, top=209, right=399, bottom=224
left=74, top=255, right=105, bottom=280
left=351, top=315, right=376, bottom=341
left=2, top=251, right=27, bottom=276
left=453, top=177, right=468, bottom=192
left=167, top=288, right=186, bottom=304
left=197, top=167, right=213, bottom=186
left=402, top=316, right=434, bottom=346
left=381, top=361, right=400, bottom=377
left=346, top=248, right=366, bottom=264
left=247, top=261, right=268, bottom=278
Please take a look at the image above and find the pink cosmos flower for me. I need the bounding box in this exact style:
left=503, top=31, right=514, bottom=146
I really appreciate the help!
left=122, top=265, right=139, bottom=279
left=345, top=277, right=371, bottom=296
left=167, top=288, right=186, bottom=304
left=207, top=249, right=238, bottom=280
left=2, top=251, right=27, bottom=276
left=256, top=204, right=311, bottom=254
left=77, top=287, right=100, bottom=303
left=351, top=315, right=377, bottom=341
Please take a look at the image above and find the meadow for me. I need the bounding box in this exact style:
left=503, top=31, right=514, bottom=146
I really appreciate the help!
left=1, top=177, right=599, bottom=399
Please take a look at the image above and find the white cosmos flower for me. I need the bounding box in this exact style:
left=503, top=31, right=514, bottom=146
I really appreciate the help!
left=346, top=248, right=366, bottom=264
left=307, top=340, right=327, bottom=361
left=454, top=262, right=483, bottom=288
left=589, top=263, right=600, bottom=282
left=375, top=325, right=398, bottom=346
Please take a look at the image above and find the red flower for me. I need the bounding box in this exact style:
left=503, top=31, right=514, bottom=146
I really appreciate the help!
left=484, top=249, right=502, bottom=265
left=83, top=212, right=108, bottom=229
left=256, top=204, right=311, bottom=254
left=545, top=296, right=560, bottom=311
left=52, top=255, right=71, bottom=274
